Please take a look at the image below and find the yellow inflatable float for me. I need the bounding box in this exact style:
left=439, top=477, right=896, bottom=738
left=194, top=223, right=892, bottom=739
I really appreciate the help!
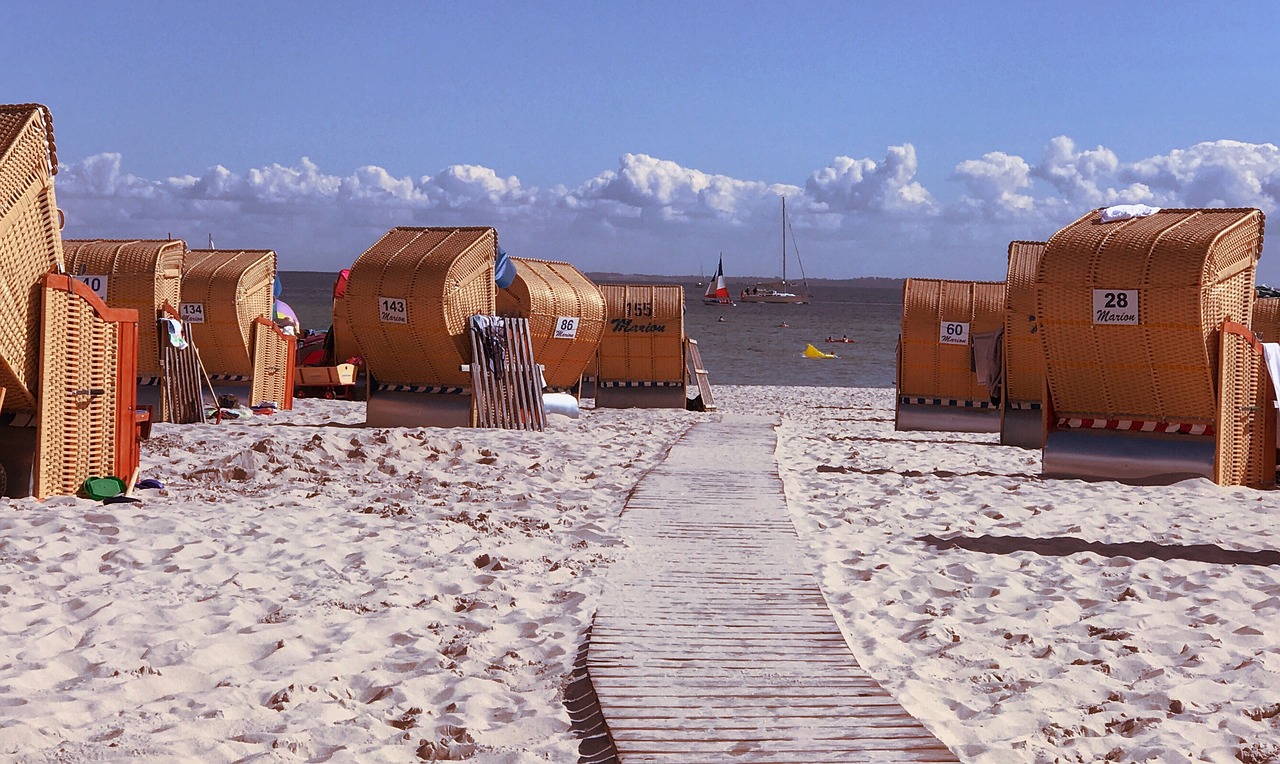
left=803, top=343, right=837, bottom=359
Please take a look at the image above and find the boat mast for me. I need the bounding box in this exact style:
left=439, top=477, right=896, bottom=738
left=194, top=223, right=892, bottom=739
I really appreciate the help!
left=781, top=196, right=787, bottom=285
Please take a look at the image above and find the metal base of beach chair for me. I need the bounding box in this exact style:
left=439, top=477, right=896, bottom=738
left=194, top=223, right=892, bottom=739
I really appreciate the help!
left=0, top=424, right=36, bottom=498
left=365, top=389, right=472, bottom=429
left=1042, top=429, right=1215, bottom=484
left=595, top=383, right=687, bottom=409
left=1000, top=406, right=1043, bottom=449
left=895, top=402, right=1000, bottom=434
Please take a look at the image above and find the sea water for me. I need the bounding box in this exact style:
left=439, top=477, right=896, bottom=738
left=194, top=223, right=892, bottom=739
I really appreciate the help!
left=279, top=272, right=903, bottom=389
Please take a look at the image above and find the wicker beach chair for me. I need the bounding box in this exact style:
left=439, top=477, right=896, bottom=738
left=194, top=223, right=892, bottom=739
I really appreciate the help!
left=329, top=268, right=361, bottom=366
left=1251, top=296, right=1280, bottom=343
left=1001, top=241, right=1048, bottom=447
left=0, top=103, right=62, bottom=413
left=33, top=275, right=141, bottom=499
left=496, top=256, right=606, bottom=391
left=249, top=317, right=296, bottom=411
left=181, top=249, right=276, bottom=380
left=1038, top=207, right=1270, bottom=486
left=63, top=238, right=187, bottom=421
left=895, top=278, right=1006, bottom=433
left=595, top=284, right=686, bottom=409
left=347, top=227, right=497, bottom=428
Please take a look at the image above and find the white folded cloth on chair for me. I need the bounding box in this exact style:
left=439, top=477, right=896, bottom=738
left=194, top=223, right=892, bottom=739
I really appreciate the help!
left=1264, top=343, right=1280, bottom=408
left=1100, top=204, right=1162, bottom=222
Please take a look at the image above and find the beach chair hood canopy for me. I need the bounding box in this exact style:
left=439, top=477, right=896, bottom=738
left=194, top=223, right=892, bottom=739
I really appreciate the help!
left=343, top=227, right=497, bottom=388
left=182, top=249, right=277, bottom=376
left=1037, top=208, right=1265, bottom=425
left=497, top=257, right=606, bottom=389
left=0, top=104, right=63, bottom=412
left=63, top=239, right=186, bottom=377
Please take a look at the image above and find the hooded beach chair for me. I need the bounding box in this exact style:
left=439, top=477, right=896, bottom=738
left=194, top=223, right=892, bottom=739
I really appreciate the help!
left=595, top=284, right=687, bottom=409
left=62, top=238, right=187, bottom=418
left=496, top=256, right=605, bottom=392
left=182, top=248, right=292, bottom=409
left=1000, top=241, right=1048, bottom=448
left=345, top=226, right=543, bottom=429
left=1038, top=207, right=1271, bottom=486
left=895, top=278, right=1006, bottom=433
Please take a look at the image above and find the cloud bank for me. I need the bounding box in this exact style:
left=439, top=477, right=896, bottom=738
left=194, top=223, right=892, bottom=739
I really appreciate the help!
left=53, top=138, right=1280, bottom=282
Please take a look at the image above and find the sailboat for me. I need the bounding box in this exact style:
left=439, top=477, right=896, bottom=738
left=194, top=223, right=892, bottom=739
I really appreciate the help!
left=739, top=196, right=812, bottom=304
left=702, top=254, right=735, bottom=305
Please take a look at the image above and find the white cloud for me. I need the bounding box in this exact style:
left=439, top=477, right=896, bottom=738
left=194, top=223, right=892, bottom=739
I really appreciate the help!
left=49, top=139, right=1280, bottom=282
left=806, top=145, right=934, bottom=214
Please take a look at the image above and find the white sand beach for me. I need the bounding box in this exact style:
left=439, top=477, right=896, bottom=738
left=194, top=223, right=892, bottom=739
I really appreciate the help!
left=2, top=385, right=1279, bottom=763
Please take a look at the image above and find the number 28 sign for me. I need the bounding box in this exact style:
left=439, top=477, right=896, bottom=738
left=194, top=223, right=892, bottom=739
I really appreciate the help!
left=1092, top=289, right=1139, bottom=325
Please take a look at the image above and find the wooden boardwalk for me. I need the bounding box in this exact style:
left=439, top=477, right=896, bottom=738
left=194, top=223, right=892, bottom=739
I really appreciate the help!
left=587, top=417, right=957, bottom=763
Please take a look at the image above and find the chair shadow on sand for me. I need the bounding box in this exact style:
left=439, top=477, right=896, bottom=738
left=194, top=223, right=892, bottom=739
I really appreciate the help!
left=918, top=533, right=1280, bottom=567
left=816, top=464, right=1041, bottom=480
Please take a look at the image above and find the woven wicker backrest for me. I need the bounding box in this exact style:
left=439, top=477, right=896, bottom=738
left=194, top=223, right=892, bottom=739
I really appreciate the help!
left=496, top=257, right=606, bottom=389
left=63, top=239, right=185, bottom=377
left=1251, top=297, right=1280, bottom=343
left=344, top=227, right=497, bottom=387
left=1004, top=241, right=1047, bottom=405
left=250, top=317, right=295, bottom=410
left=1216, top=322, right=1275, bottom=487
left=899, top=278, right=1006, bottom=401
left=0, top=104, right=62, bottom=412
left=182, top=249, right=276, bottom=376
left=35, top=275, right=138, bottom=499
left=1037, top=208, right=1264, bottom=424
left=597, top=284, right=685, bottom=384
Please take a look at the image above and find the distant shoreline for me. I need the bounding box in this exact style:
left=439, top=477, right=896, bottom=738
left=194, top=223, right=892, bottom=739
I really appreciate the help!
left=278, top=269, right=905, bottom=290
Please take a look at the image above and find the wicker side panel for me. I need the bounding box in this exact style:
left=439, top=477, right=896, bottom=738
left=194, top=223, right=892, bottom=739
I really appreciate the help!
left=1215, top=322, right=1275, bottom=487
left=344, top=227, right=496, bottom=387
left=34, top=278, right=136, bottom=499
left=63, top=239, right=186, bottom=377
left=1252, top=297, right=1280, bottom=343
left=597, top=284, right=685, bottom=383
left=250, top=318, right=296, bottom=410
left=0, top=105, right=63, bottom=412
left=183, top=250, right=275, bottom=376
left=1004, top=241, right=1046, bottom=404
left=898, top=278, right=1004, bottom=401
left=497, top=257, right=606, bottom=389
left=1038, top=208, right=1263, bottom=423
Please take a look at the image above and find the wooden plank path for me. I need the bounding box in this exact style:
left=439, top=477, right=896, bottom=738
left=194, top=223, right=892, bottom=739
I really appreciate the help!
left=586, top=417, right=957, bottom=763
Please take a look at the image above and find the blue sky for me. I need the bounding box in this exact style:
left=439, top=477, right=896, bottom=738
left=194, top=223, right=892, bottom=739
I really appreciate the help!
left=8, top=2, right=1280, bottom=281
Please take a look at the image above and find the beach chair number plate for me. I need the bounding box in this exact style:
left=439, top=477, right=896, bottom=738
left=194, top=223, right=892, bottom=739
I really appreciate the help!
left=553, top=316, right=580, bottom=339
left=379, top=297, right=408, bottom=324
left=1092, top=289, right=1139, bottom=325
left=939, top=321, right=970, bottom=345
left=180, top=303, right=206, bottom=323
left=72, top=275, right=109, bottom=301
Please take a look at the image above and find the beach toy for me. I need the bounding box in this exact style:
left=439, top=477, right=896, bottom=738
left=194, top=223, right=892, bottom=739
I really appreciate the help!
left=803, top=343, right=836, bottom=359
left=81, top=475, right=126, bottom=500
